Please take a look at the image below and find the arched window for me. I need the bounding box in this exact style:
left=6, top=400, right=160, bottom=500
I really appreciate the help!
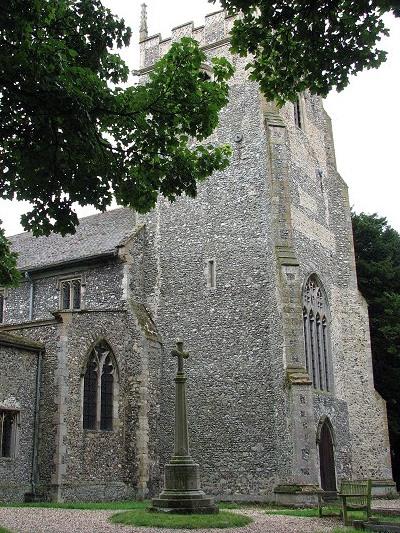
left=83, top=340, right=118, bottom=431
left=303, top=275, right=331, bottom=391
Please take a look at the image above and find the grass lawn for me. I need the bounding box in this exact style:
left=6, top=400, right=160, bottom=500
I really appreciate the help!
left=110, top=509, right=252, bottom=529
left=270, top=506, right=400, bottom=533
left=0, top=527, right=12, bottom=533
left=266, top=506, right=400, bottom=522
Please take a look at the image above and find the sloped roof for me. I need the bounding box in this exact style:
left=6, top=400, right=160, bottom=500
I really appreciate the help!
left=9, top=208, right=136, bottom=272
left=0, top=331, right=44, bottom=351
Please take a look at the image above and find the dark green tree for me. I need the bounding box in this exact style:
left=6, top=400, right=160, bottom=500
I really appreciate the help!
left=216, top=0, right=400, bottom=105
left=352, top=212, right=400, bottom=487
left=2, top=0, right=400, bottom=287
left=0, top=223, right=22, bottom=287
left=0, top=0, right=234, bottom=285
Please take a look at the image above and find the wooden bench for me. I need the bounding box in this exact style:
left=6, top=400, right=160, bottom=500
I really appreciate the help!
left=317, top=490, right=339, bottom=518
left=339, top=479, right=372, bottom=526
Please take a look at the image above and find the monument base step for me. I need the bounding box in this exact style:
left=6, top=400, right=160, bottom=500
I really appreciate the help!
left=152, top=496, right=218, bottom=514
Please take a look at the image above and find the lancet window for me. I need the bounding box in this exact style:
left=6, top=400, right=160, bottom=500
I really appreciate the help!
left=303, top=275, right=331, bottom=391
left=0, top=410, right=18, bottom=458
left=60, top=278, right=81, bottom=311
left=0, top=290, right=4, bottom=323
left=83, top=341, right=118, bottom=431
left=294, top=96, right=303, bottom=129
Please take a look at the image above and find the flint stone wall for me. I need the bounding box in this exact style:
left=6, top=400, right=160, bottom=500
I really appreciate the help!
left=138, top=8, right=392, bottom=498
left=0, top=341, right=38, bottom=502
left=1, top=260, right=125, bottom=325
left=139, top=39, right=294, bottom=499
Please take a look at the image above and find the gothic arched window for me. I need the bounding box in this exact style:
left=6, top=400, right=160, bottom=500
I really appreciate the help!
left=303, top=275, right=331, bottom=391
left=83, top=341, right=118, bottom=431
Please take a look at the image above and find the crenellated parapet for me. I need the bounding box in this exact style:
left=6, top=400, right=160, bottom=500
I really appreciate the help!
left=139, top=9, right=235, bottom=70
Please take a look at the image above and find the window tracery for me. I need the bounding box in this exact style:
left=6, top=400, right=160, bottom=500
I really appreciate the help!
left=60, top=278, right=82, bottom=310
left=303, top=275, right=331, bottom=391
left=83, top=341, right=117, bottom=431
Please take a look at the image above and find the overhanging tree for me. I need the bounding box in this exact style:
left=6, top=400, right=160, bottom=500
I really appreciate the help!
left=0, top=0, right=233, bottom=285
left=352, top=212, right=400, bottom=487
left=216, top=0, right=400, bottom=105
left=2, top=0, right=400, bottom=286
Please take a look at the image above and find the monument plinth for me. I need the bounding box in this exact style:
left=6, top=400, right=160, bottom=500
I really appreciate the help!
left=152, top=341, right=218, bottom=514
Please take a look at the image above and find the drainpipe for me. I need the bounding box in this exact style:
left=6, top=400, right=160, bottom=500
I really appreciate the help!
left=31, top=349, right=43, bottom=497
left=25, top=272, right=34, bottom=321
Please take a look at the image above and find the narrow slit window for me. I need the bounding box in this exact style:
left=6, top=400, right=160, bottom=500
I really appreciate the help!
left=83, top=360, right=97, bottom=430
left=294, top=97, right=302, bottom=129
left=72, top=280, right=81, bottom=310
left=62, top=282, right=71, bottom=310
left=303, top=307, right=309, bottom=373
left=0, top=410, right=18, bottom=458
left=316, top=314, right=323, bottom=389
left=208, top=260, right=216, bottom=289
left=309, top=311, right=317, bottom=387
left=322, top=318, right=330, bottom=392
left=0, top=291, right=4, bottom=323
left=100, top=356, right=114, bottom=430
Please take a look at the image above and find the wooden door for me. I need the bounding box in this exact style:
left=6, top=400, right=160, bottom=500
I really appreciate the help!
left=319, top=421, right=337, bottom=491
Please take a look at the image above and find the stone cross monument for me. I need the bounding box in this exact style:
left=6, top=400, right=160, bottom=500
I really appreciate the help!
left=152, top=340, right=217, bottom=513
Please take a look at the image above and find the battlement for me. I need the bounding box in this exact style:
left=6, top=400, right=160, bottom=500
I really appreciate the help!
left=139, top=9, right=235, bottom=70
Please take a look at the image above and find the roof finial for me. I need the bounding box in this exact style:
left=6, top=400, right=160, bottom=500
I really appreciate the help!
left=139, top=3, right=148, bottom=42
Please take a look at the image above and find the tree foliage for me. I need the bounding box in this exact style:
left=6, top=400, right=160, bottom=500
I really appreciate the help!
left=216, top=0, right=400, bottom=105
left=0, top=0, right=234, bottom=285
left=0, top=222, right=22, bottom=287
left=352, top=212, right=400, bottom=486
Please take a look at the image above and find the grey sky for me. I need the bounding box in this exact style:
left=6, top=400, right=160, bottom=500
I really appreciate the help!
left=1, top=1, right=399, bottom=235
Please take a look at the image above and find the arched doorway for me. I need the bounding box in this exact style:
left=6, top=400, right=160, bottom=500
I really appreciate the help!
left=318, top=419, right=337, bottom=492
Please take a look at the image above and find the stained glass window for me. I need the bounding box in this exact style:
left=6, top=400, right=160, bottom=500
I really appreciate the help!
left=303, top=275, right=331, bottom=391
left=83, top=341, right=117, bottom=431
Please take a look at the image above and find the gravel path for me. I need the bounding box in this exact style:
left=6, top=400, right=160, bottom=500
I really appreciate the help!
left=0, top=508, right=338, bottom=533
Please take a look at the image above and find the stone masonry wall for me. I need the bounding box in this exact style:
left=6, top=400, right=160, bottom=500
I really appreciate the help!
left=280, top=88, right=392, bottom=480
left=2, top=260, right=125, bottom=325
left=0, top=343, right=38, bottom=502
left=1, top=246, right=164, bottom=501
left=139, top=24, right=293, bottom=498
left=4, top=309, right=162, bottom=502
left=137, top=8, right=392, bottom=497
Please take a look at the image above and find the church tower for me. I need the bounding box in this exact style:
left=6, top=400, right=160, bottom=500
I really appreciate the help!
left=137, top=9, right=394, bottom=501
